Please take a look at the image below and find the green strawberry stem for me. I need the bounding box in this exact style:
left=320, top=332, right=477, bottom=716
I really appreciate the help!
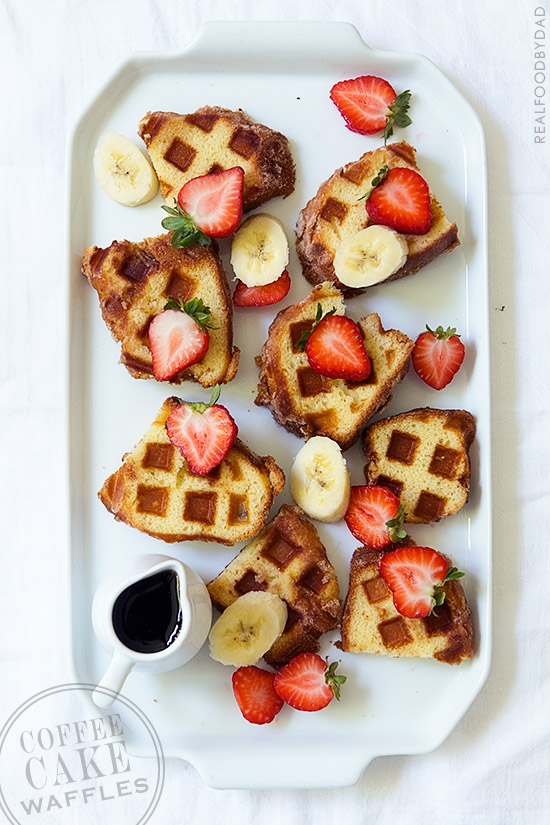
left=324, top=660, right=347, bottom=701
left=386, top=504, right=407, bottom=543
left=296, top=303, right=337, bottom=351
left=383, top=90, right=412, bottom=144
left=161, top=203, right=211, bottom=249
left=172, top=384, right=222, bottom=415
left=358, top=165, right=390, bottom=202
left=426, top=324, right=461, bottom=340
left=432, top=566, right=465, bottom=612
left=164, top=296, right=218, bottom=334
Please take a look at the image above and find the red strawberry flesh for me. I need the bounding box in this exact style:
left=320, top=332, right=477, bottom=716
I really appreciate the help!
left=330, top=75, right=396, bottom=135
left=232, top=666, right=284, bottom=725
left=166, top=402, right=237, bottom=475
left=412, top=326, right=465, bottom=390
left=305, top=315, right=371, bottom=381
left=273, top=653, right=338, bottom=712
left=148, top=309, right=209, bottom=381
left=233, top=270, right=291, bottom=307
left=177, top=167, right=244, bottom=238
left=379, top=545, right=450, bottom=618
left=344, top=485, right=401, bottom=549
left=366, top=167, right=432, bottom=235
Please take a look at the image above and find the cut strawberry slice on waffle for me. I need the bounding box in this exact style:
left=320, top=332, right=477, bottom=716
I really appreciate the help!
left=165, top=385, right=238, bottom=475
left=365, top=165, right=432, bottom=235
left=148, top=297, right=214, bottom=381
left=297, top=304, right=371, bottom=382
left=344, top=485, right=406, bottom=550
left=379, top=545, right=465, bottom=618
left=233, top=270, right=291, bottom=307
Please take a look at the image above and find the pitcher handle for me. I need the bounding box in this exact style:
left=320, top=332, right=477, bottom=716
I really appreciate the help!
left=92, top=652, right=134, bottom=708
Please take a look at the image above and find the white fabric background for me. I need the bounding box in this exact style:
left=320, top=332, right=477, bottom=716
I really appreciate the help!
left=1, top=0, right=549, bottom=821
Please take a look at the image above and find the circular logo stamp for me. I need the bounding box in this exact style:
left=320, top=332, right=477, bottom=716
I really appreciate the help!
left=0, top=684, right=164, bottom=825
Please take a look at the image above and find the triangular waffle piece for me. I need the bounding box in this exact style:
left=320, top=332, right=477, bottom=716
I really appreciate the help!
left=340, top=544, right=473, bottom=665
left=98, top=398, right=285, bottom=545
left=207, top=505, right=342, bottom=667
left=363, top=407, right=476, bottom=523
left=255, top=281, right=414, bottom=450
left=138, top=106, right=295, bottom=212
left=296, top=141, right=459, bottom=296
left=81, top=233, right=239, bottom=386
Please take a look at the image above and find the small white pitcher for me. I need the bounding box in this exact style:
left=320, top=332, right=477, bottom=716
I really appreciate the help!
left=91, top=555, right=212, bottom=708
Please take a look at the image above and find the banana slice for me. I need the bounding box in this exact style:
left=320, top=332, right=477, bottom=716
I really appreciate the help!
left=208, top=591, right=288, bottom=667
left=290, top=436, right=351, bottom=523
left=93, top=131, right=158, bottom=206
left=230, top=214, right=289, bottom=287
left=334, top=225, right=408, bottom=288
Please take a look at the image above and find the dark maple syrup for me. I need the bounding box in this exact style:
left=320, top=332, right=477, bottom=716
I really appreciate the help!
left=112, top=569, right=182, bottom=654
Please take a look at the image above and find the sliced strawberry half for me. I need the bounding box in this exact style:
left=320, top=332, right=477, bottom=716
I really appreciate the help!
left=344, top=485, right=406, bottom=550
left=330, top=75, right=412, bottom=141
left=148, top=297, right=214, bottom=381
left=233, top=270, right=291, bottom=307
left=232, top=665, right=284, bottom=725
left=298, top=304, right=371, bottom=382
left=165, top=385, right=238, bottom=476
left=412, top=325, right=466, bottom=390
left=178, top=166, right=244, bottom=238
left=379, top=545, right=465, bottom=618
left=365, top=166, right=432, bottom=235
left=273, top=653, right=346, bottom=712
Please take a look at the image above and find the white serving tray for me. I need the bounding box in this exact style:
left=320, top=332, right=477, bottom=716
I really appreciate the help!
left=67, top=21, right=491, bottom=789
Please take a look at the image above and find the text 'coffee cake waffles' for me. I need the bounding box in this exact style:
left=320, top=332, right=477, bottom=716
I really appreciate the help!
left=296, top=141, right=459, bottom=297
left=340, top=543, right=473, bottom=665
left=363, top=408, right=476, bottom=523
left=138, top=106, right=296, bottom=212
left=81, top=232, right=239, bottom=387
left=98, top=397, right=285, bottom=545
left=255, top=281, right=414, bottom=450
left=207, top=505, right=342, bottom=667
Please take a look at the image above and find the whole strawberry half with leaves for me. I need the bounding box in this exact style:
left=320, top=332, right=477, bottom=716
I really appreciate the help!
left=273, top=653, right=346, bottom=712
left=344, top=485, right=407, bottom=550
left=165, top=385, right=238, bottom=476
left=330, top=75, right=412, bottom=143
left=297, top=303, right=371, bottom=382
left=379, top=545, right=465, bottom=618
left=362, top=164, right=432, bottom=235
left=232, top=665, right=284, bottom=725
left=148, top=297, right=216, bottom=382
left=161, top=166, right=244, bottom=248
left=412, top=325, right=466, bottom=390
left=233, top=270, right=291, bottom=307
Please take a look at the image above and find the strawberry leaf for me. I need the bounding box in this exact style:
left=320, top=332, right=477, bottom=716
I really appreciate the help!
left=170, top=384, right=222, bottom=416
left=426, top=324, right=461, bottom=340
left=324, top=660, right=347, bottom=701
left=358, top=165, right=390, bottom=202
left=163, top=296, right=218, bottom=334
left=383, top=90, right=412, bottom=144
left=386, top=504, right=407, bottom=542
left=161, top=203, right=211, bottom=248
left=296, top=303, right=337, bottom=351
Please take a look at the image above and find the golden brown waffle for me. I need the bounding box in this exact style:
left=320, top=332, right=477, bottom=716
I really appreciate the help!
left=207, top=505, right=342, bottom=667
left=296, top=141, right=459, bottom=297
left=363, top=408, right=476, bottom=523
left=98, top=397, right=285, bottom=545
left=81, top=233, right=239, bottom=387
left=255, top=282, right=414, bottom=450
left=340, top=544, right=473, bottom=665
left=138, top=106, right=295, bottom=211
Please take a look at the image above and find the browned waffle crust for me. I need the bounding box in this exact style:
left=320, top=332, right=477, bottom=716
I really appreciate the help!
left=138, top=106, right=296, bottom=212
left=296, top=141, right=459, bottom=297
left=363, top=408, right=476, bottom=523
left=255, top=281, right=414, bottom=450
left=340, top=544, right=473, bottom=665
left=98, top=397, right=285, bottom=545
left=207, top=505, right=342, bottom=666
left=81, top=232, right=239, bottom=387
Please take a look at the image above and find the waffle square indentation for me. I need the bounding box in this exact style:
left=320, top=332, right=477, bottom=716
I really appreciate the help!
left=428, top=445, right=462, bottom=479
left=184, top=491, right=217, bottom=524
left=136, top=485, right=169, bottom=517
left=208, top=163, right=225, bottom=175
left=165, top=271, right=195, bottom=302
left=378, top=616, right=412, bottom=649
left=235, top=569, right=267, bottom=595
left=229, top=128, right=260, bottom=158
left=413, top=491, right=446, bottom=521
left=289, top=321, right=313, bottom=353
left=363, top=576, right=391, bottom=604
left=386, top=430, right=420, bottom=465
left=375, top=475, right=404, bottom=500
left=305, top=410, right=338, bottom=434
left=227, top=494, right=249, bottom=525
left=164, top=138, right=197, bottom=172
left=142, top=443, right=175, bottom=472
left=297, top=366, right=332, bottom=397
left=319, top=197, right=348, bottom=224
left=119, top=250, right=158, bottom=283
left=298, top=566, right=326, bottom=595
left=341, top=161, right=370, bottom=185
left=262, top=532, right=301, bottom=570
left=423, top=600, right=453, bottom=636
left=185, top=111, right=220, bottom=132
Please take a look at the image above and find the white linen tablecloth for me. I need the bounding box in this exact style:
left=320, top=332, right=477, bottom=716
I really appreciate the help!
left=1, top=0, right=549, bottom=821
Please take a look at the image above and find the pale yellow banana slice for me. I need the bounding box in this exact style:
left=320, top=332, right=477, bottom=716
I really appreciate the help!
left=93, top=131, right=158, bottom=206
left=290, top=436, right=350, bottom=523
left=230, top=214, right=289, bottom=286
left=208, top=591, right=288, bottom=667
left=334, top=225, right=408, bottom=288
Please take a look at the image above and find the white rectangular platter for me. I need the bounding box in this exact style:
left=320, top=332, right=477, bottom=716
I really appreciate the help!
left=67, top=21, right=491, bottom=789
